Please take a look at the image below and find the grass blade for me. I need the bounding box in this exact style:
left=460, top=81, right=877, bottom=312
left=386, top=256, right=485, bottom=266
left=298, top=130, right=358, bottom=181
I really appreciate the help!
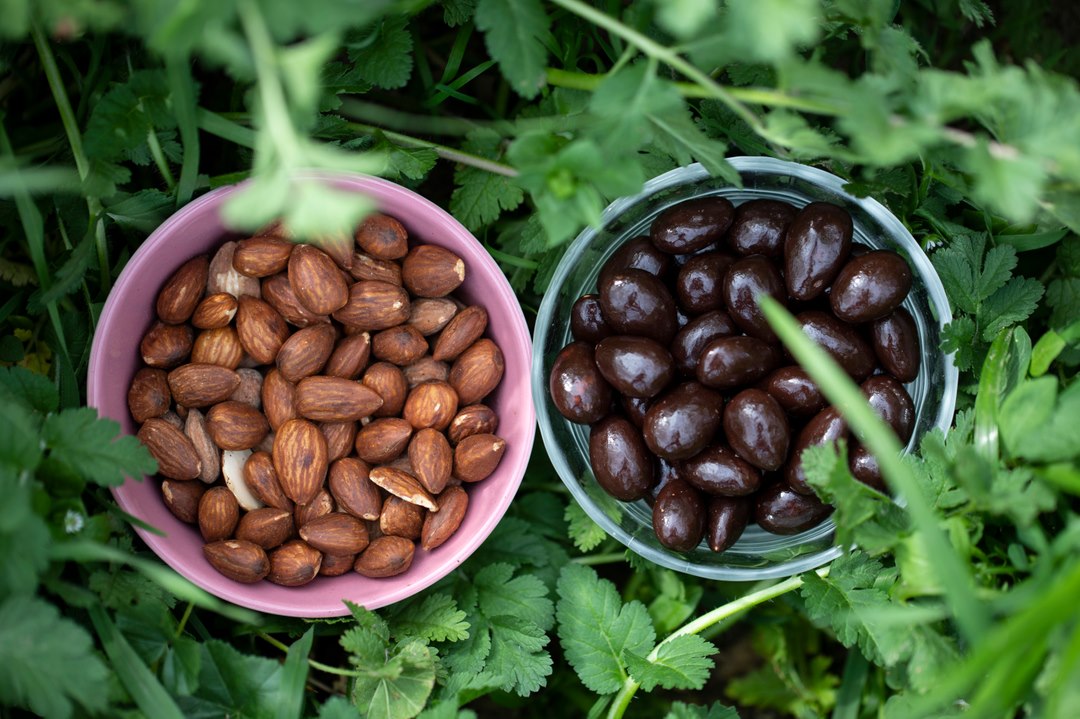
left=275, top=628, right=314, bottom=719
left=832, top=650, right=868, bottom=719
left=167, top=55, right=201, bottom=206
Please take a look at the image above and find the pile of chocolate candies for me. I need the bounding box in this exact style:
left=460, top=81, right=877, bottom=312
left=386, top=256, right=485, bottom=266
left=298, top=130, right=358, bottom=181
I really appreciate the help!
left=548, top=196, right=920, bottom=554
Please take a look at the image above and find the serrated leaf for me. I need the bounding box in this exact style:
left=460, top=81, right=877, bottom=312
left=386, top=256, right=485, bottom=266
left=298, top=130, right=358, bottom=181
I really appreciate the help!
left=0, top=400, right=43, bottom=473
left=42, top=408, right=157, bottom=486
left=941, top=316, right=977, bottom=371
left=471, top=614, right=552, bottom=696
left=664, top=702, right=740, bottom=719
left=476, top=0, right=551, bottom=99
left=565, top=501, right=606, bottom=552
left=352, top=638, right=436, bottom=719
left=451, top=166, right=524, bottom=231
left=390, top=593, right=470, bottom=643
left=624, top=634, right=716, bottom=691
left=979, top=276, right=1043, bottom=340
left=104, top=189, right=174, bottom=232
left=0, top=366, right=58, bottom=413
left=475, top=563, right=554, bottom=631
left=648, top=111, right=736, bottom=182
left=0, top=505, right=50, bottom=595
left=442, top=0, right=477, bottom=26
left=178, top=640, right=283, bottom=718
left=347, top=16, right=414, bottom=90
left=1047, top=277, right=1080, bottom=329
left=0, top=257, right=36, bottom=286
left=26, top=235, right=94, bottom=315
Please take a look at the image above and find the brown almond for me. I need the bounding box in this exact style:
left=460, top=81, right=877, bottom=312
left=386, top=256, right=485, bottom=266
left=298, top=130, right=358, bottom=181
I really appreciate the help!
left=363, top=362, right=408, bottom=418
left=295, top=376, right=383, bottom=422
left=157, top=255, right=209, bottom=324
left=192, top=292, right=239, bottom=329
left=207, top=241, right=260, bottom=298
left=407, top=298, right=458, bottom=336
left=402, top=245, right=465, bottom=298
left=321, top=421, right=358, bottom=462
left=254, top=432, right=276, bottom=455
left=234, top=236, right=294, bottom=277
left=160, top=410, right=184, bottom=430
left=402, top=381, right=459, bottom=431
left=138, top=418, right=202, bottom=480
left=433, top=306, right=488, bottom=362
left=349, top=252, right=402, bottom=285
left=403, top=356, right=449, bottom=388
left=299, top=512, right=370, bottom=555
left=204, top=540, right=270, bottom=583
left=448, top=404, right=499, bottom=444
left=408, top=428, right=453, bottom=495
left=230, top=368, right=263, bottom=409
left=421, top=485, right=468, bottom=550
left=140, top=322, right=193, bottom=369
left=355, top=213, right=409, bottom=260
left=324, top=332, right=371, bottom=379
left=449, top=339, right=504, bottom=405
left=161, top=478, right=206, bottom=523
left=191, top=326, right=244, bottom=369
left=198, top=486, right=240, bottom=542
left=372, top=325, right=428, bottom=366
left=379, top=496, right=424, bottom=540
left=267, top=539, right=321, bottom=586
left=332, top=280, right=410, bottom=331
left=128, top=368, right=171, bottom=423
left=262, top=273, right=330, bottom=328
left=318, top=552, right=356, bottom=576
left=256, top=220, right=296, bottom=241
left=206, top=401, right=270, bottom=451
left=236, top=296, right=289, bottom=365
left=295, top=488, right=335, bottom=528
left=273, top=418, right=329, bottom=505
left=329, top=458, right=381, bottom=520
left=355, top=418, right=413, bottom=464
left=289, top=244, right=349, bottom=315
left=313, top=232, right=356, bottom=271
left=276, top=323, right=337, bottom=382
left=354, top=535, right=414, bottom=578
left=167, top=364, right=241, bottom=408
left=236, top=507, right=295, bottom=549
left=454, top=433, right=507, bottom=483
left=244, top=451, right=294, bottom=511
left=368, top=466, right=437, bottom=510
left=262, top=368, right=297, bottom=431
left=184, top=408, right=221, bottom=483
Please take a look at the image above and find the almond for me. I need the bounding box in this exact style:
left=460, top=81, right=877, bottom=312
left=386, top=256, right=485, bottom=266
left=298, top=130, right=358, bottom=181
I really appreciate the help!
left=276, top=323, right=337, bottom=382
left=408, top=428, right=453, bottom=494
left=355, top=213, right=409, bottom=260
left=354, top=535, right=414, bottom=578
left=318, top=551, right=356, bottom=577
left=321, top=421, right=358, bottom=462
left=329, top=458, right=381, bottom=520
left=355, top=418, right=413, bottom=464
left=244, top=451, right=294, bottom=511
left=449, top=339, right=504, bottom=405
left=198, top=486, right=240, bottom=542
left=299, top=512, right=370, bottom=555
left=368, top=466, right=437, bottom=510
left=255, top=219, right=297, bottom=241
left=138, top=418, right=202, bottom=480
left=161, top=478, right=206, bottom=523
left=454, top=433, right=507, bottom=483
left=448, top=404, right=499, bottom=444
left=402, top=245, right=465, bottom=298
left=332, top=280, right=410, bottom=331
left=272, top=418, right=328, bottom=505
left=407, top=298, right=458, bottom=336
left=222, top=449, right=263, bottom=510
left=372, top=325, right=428, bottom=366
left=236, top=296, right=289, bottom=364
left=262, top=273, right=330, bottom=328
left=234, top=236, right=294, bottom=277
left=402, top=381, right=458, bottom=431
left=167, top=363, right=241, bottom=407
left=349, top=252, right=403, bottom=285
left=324, top=332, right=371, bottom=379
left=204, top=540, right=271, bottom=583
left=230, top=368, right=263, bottom=408
left=295, top=376, right=383, bottom=422
left=295, top=488, right=335, bottom=528
left=160, top=410, right=184, bottom=430
left=191, top=326, right=244, bottom=369
left=184, top=408, right=221, bottom=483
left=207, top=401, right=270, bottom=450
left=267, top=540, right=321, bottom=586
left=379, top=496, right=424, bottom=540
left=208, top=241, right=261, bottom=298
left=433, top=306, right=488, bottom=362
left=403, top=356, right=449, bottom=388
left=128, top=368, right=171, bottom=423
left=288, top=244, right=349, bottom=315
left=254, top=432, right=275, bottom=455
left=236, top=507, right=295, bottom=549
left=140, top=322, right=193, bottom=369
left=318, top=234, right=356, bottom=272
left=363, top=362, right=408, bottom=417
left=421, top=485, right=468, bottom=550
left=192, top=292, right=239, bottom=329
left=157, top=255, right=209, bottom=324
left=262, top=368, right=297, bottom=431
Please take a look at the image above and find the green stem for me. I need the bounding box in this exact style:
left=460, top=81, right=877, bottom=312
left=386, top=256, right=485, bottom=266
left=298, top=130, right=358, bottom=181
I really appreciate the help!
left=146, top=129, right=177, bottom=191
left=174, top=602, right=194, bottom=640
left=345, top=122, right=518, bottom=177
left=258, top=632, right=363, bottom=677
left=197, top=109, right=258, bottom=149
left=571, top=552, right=626, bottom=566
left=340, top=98, right=592, bottom=138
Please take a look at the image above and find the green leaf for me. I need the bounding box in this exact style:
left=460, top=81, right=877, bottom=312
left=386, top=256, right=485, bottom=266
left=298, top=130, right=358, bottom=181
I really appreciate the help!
left=42, top=408, right=157, bottom=486
left=450, top=131, right=524, bottom=231
left=966, top=140, right=1045, bottom=222
left=0, top=366, right=59, bottom=413
left=930, top=233, right=1010, bottom=314
left=565, top=501, right=607, bottom=552
left=25, top=234, right=94, bottom=315
left=442, top=0, right=477, bottom=26
left=941, top=316, right=977, bottom=371
left=104, top=189, right=174, bottom=232
left=318, top=696, right=360, bottom=719
left=474, top=563, right=554, bottom=631
left=654, top=0, right=717, bottom=38
left=624, top=634, right=716, bottom=691
left=347, top=16, right=414, bottom=90
left=664, top=702, right=740, bottom=719
left=179, top=640, right=283, bottom=718
left=724, top=0, right=820, bottom=62
left=556, top=563, right=656, bottom=694
left=351, top=638, right=436, bottom=719
left=476, top=0, right=552, bottom=99
left=389, top=593, right=470, bottom=643
left=1047, top=277, right=1080, bottom=329
left=0, top=596, right=109, bottom=718
left=471, top=614, right=552, bottom=696
left=1000, top=377, right=1080, bottom=462
left=979, top=276, right=1043, bottom=340
left=275, top=628, right=313, bottom=719
left=161, top=636, right=202, bottom=697
left=0, top=400, right=43, bottom=473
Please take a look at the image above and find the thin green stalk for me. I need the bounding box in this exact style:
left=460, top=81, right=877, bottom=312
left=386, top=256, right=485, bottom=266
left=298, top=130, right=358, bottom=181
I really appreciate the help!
left=197, top=109, right=258, bottom=149
left=832, top=651, right=869, bottom=719
left=340, top=98, right=592, bottom=137
left=257, top=632, right=363, bottom=677
left=166, top=55, right=201, bottom=205
left=238, top=0, right=302, bottom=166
left=571, top=552, right=626, bottom=565
left=146, top=129, right=176, bottom=191
left=345, top=122, right=519, bottom=177
left=173, top=602, right=195, bottom=640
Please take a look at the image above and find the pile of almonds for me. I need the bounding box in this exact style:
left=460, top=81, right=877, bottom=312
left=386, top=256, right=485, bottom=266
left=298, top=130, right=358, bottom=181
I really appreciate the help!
left=130, top=213, right=507, bottom=586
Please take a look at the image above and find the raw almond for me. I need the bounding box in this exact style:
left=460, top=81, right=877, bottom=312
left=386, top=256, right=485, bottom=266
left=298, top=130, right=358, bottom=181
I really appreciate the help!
left=433, top=305, right=488, bottom=362
left=207, top=241, right=260, bottom=298
left=321, top=421, right=358, bottom=462
left=192, top=292, right=239, bottom=329
left=184, top=408, right=221, bottom=484
left=379, top=495, right=424, bottom=540
left=236, top=507, right=295, bottom=549
left=168, top=363, right=241, bottom=408
left=234, top=236, right=294, bottom=277
left=244, top=451, right=294, bottom=511
left=204, top=540, right=270, bottom=583
left=236, top=296, right=289, bottom=364
left=454, top=433, right=507, bottom=483
left=191, top=326, right=244, bottom=369
left=409, top=428, right=452, bottom=495
left=128, top=368, right=171, bottom=423
left=140, top=322, right=193, bottom=369
left=421, top=485, right=468, bottom=550
left=402, top=245, right=465, bottom=298
left=449, top=339, right=504, bottom=405
left=403, top=356, right=449, bottom=388
left=256, top=219, right=297, bottom=241
left=318, top=552, right=356, bottom=576
left=372, top=324, right=428, bottom=366
left=230, top=368, right=263, bottom=408
left=323, top=332, right=371, bottom=379
left=262, top=273, right=329, bottom=328
left=222, top=449, right=263, bottom=510
left=354, top=535, right=414, bottom=578
left=332, top=280, right=410, bottom=331
left=313, top=233, right=355, bottom=272
left=156, top=255, right=209, bottom=324
left=349, top=252, right=402, bottom=285
left=299, top=512, right=370, bottom=555
left=138, top=418, right=202, bottom=480
left=262, top=368, right=297, bottom=431
left=268, top=540, right=322, bottom=586
left=329, top=458, right=381, bottom=521
left=295, top=376, right=383, bottom=422
left=402, top=381, right=458, bottom=431
left=289, top=244, right=349, bottom=315
left=363, top=362, right=408, bottom=417
left=160, top=410, right=184, bottom=430
left=276, top=323, right=336, bottom=382
left=368, top=466, right=437, bottom=510
left=198, top=486, right=240, bottom=542
left=295, top=488, right=335, bottom=528
left=448, top=404, right=499, bottom=444
left=161, top=478, right=206, bottom=523
left=355, top=418, right=413, bottom=464
left=407, top=298, right=457, bottom=336
left=207, top=400, right=270, bottom=450
left=355, top=213, right=409, bottom=260
left=272, top=418, right=328, bottom=505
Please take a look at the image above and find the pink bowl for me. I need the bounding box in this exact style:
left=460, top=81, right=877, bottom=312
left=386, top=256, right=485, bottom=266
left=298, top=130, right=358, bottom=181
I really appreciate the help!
left=87, top=172, right=535, bottom=617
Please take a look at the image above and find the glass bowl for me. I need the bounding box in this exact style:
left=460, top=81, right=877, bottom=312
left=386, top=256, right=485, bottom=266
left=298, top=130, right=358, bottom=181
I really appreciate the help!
left=532, top=157, right=957, bottom=581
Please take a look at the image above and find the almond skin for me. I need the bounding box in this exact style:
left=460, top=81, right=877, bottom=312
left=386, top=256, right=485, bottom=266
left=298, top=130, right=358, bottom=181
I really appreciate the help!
left=289, top=244, right=349, bottom=315
left=267, top=540, right=322, bottom=586
left=207, top=241, right=261, bottom=298
left=363, top=362, right=408, bottom=418
left=355, top=418, right=413, bottom=464
left=402, top=381, right=459, bottom=431
left=184, top=408, right=221, bottom=483
left=454, top=433, right=507, bottom=483
left=402, top=356, right=449, bottom=388
left=402, top=245, right=465, bottom=298
left=324, top=332, right=371, bottom=379
left=312, top=233, right=355, bottom=272
left=128, top=368, right=171, bottom=423
left=295, top=376, right=384, bottom=422
left=354, top=535, right=414, bottom=578
left=161, top=478, right=206, bottom=523
left=204, top=540, right=271, bottom=583
left=230, top=368, right=263, bottom=409
left=299, top=512, right=370, bottom=555
left=198, top=486, right=240, bottom=542
left=262, top=368, right=297, bottom=431
left=234, top=236, right=294, bottom=277
left=408, top=428, right=453, bottom=494
left=140, top=322, right=193, bottom=369
left=380, top=496, right=424, bottom=540
left=236, top=507, right=295, bottom=549
left=294, top=488, right=335, bottom=528
left=191, top=326, right=244, bottom=370
left=138, top=418, right=202, bottom=480
left=236, top=296, right=289, bottom=364
left=167, top=363, right=241, bottom=408
left=329, top=458, right=381, bottom=520
left=320, top=421, right=358, bottom=462
left=355, top=213, right=409, bottom=260
left=276, top=323, right=336, bottom=382
left=368, top=466, right=437, bottom=510
left=408, top=298, right=458, bottom=336
left=207, top=400, right=270, bottom=451
left=332, top=280, right=411, bottom=331
left=433, top=305, right=488, bottom=362
left=372, top=325, right=428, bottom=366
left=273, top=418, right=329, bottom=505
left=349, top=252, right=403, bottom=285
left=262, top=273, right=330, bottom=328
left=318, top=551, right=356, bottom=577
left=192, top=292, right=239, bottom=329
left=421, top=485, right=468, bottom=550
left=244, top=451, right=294, bottom=511
left=449, top=339, right=504, bottom=405
left=157, top=255, right=209, bottom=324
left=447, top=404, right=499, bottom=444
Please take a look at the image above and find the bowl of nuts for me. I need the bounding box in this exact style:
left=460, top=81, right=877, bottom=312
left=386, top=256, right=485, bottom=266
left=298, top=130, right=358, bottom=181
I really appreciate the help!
left=533, top=157, right=957, bottom=580
left=88, top=171, right=534, bottom=616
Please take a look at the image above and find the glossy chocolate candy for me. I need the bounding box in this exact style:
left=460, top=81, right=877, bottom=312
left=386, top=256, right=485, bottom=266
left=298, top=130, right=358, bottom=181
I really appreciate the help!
left=784, top=202, right=853, bottom=301
left=549, top=342, right=613, bottom=424
left=570, top=294, right=612, bottom=344
left=871, top=307, right=920, bottom=382
left=622, top=395, right=651, bottom=429
left=795, top=311, right=875, bottom=381
left=642, top=382, right=724, bottom=460
left=598, top=236, right=672, bottom=288
left=650, top=196, right=735, bottom=254
left=754, top=481, right=834, bottom=535
left=680, top=444, right=762, bottom=496
left=595, top=335, right=675, bottom=398
left=849, top=444, right=885, bottom=492
left=707, top=496, right=751, bottom=552
left=727, top=199, right=796, bottom=257
left=723, top=255, right=786, bottom=341
left=785, top=406, right=848, bottom=494
left=723, top=389, right=790, bottom=472
left=830, top=250, right=913, bottom=323
left=862, top=375, right=915, bottom=443
left=697, top=336, right=781, bottom=390
left=652, top=478, right=706, bottom=551
left=589, top=416, right=656, bottom=501
left=598, top=269, right=678, bottom=344
left=761, top=366, right=826, bottom=416
left=672, top=311, right=737, bottom=375
left=676, top=252, right=735, bottom=315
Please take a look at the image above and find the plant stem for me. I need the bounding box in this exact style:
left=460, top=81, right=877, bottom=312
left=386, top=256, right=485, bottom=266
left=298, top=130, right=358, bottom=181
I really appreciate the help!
left=571, top=552, right=626, bottom=566
left=146, top=129, right=177, bottom=191
left=257, top=632, right=364, bottom=677
left=345, top=122, right=519, bottom=177
left=174, top=602, right=194, bottom=640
